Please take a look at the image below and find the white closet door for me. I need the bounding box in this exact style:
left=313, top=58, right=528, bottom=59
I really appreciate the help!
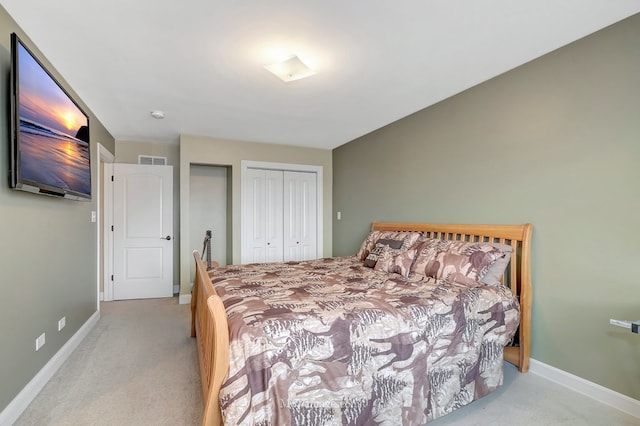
left=283, top=171, right=317, bottom=261
left=244, top=168, right=283, bottom=263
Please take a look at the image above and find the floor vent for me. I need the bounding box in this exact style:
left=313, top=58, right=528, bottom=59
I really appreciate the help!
left=138, top=155, right=167, bottom=166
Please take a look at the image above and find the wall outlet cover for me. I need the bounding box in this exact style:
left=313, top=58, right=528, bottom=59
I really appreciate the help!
left=36, top=333, right=46, bottom=351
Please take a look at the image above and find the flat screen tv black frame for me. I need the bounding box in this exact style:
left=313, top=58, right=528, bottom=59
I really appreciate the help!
left=9, top=32, right=92, bottom=201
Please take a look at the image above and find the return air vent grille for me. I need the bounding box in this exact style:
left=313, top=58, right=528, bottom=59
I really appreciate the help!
left=138, top=155, right=167, bottom=166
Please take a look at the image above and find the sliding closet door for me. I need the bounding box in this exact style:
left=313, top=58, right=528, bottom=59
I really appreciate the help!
left=283, top=171, right=317, bottom=261
left=244, top=168, right=283, bottom=263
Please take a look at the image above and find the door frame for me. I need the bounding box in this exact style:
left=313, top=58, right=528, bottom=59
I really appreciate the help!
left=241, top=160, right=323, bottom=263
left=97, top=143, right=115, bottom=305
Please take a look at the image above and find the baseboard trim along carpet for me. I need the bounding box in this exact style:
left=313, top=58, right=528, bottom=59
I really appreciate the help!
left=178, top=293, right=192, bottom=305
left=530, top=358, right=640, bottom=419
left=0, top=311, right=100, bottom=426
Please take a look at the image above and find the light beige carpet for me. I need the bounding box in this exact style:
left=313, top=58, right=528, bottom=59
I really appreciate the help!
left=429, top=364, right=638, bottom=426
left=15, top=297, right=639, bottom=425
left=16, top=298, right=202, bottom=426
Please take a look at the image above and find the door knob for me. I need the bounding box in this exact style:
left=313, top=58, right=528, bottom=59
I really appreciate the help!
left=162, top=236, right=171, bottom=240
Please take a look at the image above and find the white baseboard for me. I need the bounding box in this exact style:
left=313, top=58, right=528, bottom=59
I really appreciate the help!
left=530, top=358, right=640, bottom=419
left=0, top=311, right=100, bottom=425
left=173, top=284, right=180, bottom=294
left=178, top=293, right=191, bottom=305
left=99, top=292, right=104, bottom=301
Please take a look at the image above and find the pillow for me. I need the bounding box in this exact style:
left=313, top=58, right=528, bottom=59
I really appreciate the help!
left=356, top=230, right=421, bottom=261
left=480, top=243, right=513, bottom=286
left=356, top=231, right=381, bottom=261
left=409, top=237, right=448, bottom=276
left=374, top=245, right=417, bottom=277
left=364, top=238, right=403, bottom=268
left=411, top=238, right=508, bottom=286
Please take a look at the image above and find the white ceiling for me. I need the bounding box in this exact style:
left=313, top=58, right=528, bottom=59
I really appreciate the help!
left=2, top=1, right=639, bottom=149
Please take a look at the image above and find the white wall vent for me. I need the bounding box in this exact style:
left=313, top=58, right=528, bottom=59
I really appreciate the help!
left=138, top=155, right=167, bottom=166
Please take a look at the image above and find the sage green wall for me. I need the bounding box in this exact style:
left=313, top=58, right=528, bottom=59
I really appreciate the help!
left=180, top=134, right=332, bottom=297
left=333, top=14, right=640, bottom=399
left=115, top=140, right=181, bottom=287
left=0, top=5, right=115, bottom=412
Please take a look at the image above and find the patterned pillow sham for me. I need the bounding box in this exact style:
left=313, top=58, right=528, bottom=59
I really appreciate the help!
left=410, top=238, right=508, bottom=286
left=374, top=245, right=417, bottom=277
left=356, top=230, right=421, bottom=261
left=480, top=243, right=513, bottom=286
left=364, top=238, right=403, bottom=268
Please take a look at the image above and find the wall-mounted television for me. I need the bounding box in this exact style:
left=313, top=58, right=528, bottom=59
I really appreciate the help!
left=9, top=33, right=91, bottom=200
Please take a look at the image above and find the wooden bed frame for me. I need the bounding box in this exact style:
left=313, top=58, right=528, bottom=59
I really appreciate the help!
left=191, top=222, right=533, bottom=426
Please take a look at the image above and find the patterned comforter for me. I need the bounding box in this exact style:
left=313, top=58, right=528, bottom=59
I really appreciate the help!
left=209, top=256, right=520, bottom=426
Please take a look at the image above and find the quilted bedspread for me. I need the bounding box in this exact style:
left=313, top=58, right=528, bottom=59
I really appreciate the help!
left=209, top=256, right=520, bottom=426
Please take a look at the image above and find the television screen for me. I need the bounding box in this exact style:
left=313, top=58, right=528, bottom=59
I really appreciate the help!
left=10, top=33, right=91, bottom=200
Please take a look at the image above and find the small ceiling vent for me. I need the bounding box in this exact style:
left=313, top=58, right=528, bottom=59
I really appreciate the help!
left=138, top=155, right=167, bottom=166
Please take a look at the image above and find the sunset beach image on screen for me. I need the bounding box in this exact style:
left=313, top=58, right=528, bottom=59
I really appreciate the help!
left=17, top=41, right=90, bottom=197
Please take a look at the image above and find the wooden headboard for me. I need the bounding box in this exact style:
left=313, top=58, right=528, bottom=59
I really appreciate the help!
left=371, top=222, right=533, bottom=372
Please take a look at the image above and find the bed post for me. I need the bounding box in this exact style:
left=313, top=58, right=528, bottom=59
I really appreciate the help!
left=517, top=223, right=533, bottom=372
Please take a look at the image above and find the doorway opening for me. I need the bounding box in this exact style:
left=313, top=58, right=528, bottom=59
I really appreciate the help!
left=189, top=164, right=231, bottom=285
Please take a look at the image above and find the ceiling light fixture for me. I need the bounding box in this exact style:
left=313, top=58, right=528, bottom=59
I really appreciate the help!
left=150, top=110, right=165, bottom=119
left=264, top=55, right=316, bottom=82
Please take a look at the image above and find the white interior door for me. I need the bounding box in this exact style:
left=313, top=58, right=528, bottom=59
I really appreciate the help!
left=243, top=168, right=283, bottom=263
left=113, top=163, right=173, bottom=300
left=241, top=161, right=323, bottom=264
left=283, top=171, right=317, bottom=261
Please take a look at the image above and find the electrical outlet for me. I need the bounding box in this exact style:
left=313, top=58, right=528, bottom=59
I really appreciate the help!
left=58, top=316, right=66, bottom=331
left=35, top=333, right=46, bottom=351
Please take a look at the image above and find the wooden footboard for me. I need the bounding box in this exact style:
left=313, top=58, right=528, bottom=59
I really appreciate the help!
left=371, top=222, right=533, bottom=372
left=191, top=250, right=228, bottom=426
